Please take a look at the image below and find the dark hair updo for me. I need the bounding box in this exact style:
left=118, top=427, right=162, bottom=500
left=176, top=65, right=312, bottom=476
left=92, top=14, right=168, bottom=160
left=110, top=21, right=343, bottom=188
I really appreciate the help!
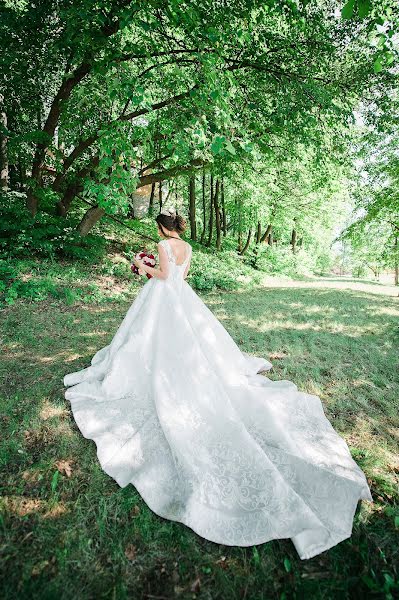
left=156, top=211, right=187, bottom=236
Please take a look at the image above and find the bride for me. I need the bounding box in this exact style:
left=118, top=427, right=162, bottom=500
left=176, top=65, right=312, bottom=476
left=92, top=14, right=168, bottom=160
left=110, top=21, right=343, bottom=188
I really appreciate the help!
left=64, top=207, right=373, bottom=560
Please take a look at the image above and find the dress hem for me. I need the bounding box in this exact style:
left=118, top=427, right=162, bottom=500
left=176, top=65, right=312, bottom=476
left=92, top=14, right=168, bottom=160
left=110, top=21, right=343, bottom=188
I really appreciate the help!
left=67, top=392, right=372, bottom=561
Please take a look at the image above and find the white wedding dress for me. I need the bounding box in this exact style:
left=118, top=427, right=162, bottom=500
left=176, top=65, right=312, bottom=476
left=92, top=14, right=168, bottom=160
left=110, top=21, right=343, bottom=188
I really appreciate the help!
left=64, top=238, right=373, bottom=560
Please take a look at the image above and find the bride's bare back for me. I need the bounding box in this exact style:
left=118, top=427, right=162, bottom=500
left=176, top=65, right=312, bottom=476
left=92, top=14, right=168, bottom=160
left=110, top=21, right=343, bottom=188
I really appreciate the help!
left=165, top=237, right=189, bottom=265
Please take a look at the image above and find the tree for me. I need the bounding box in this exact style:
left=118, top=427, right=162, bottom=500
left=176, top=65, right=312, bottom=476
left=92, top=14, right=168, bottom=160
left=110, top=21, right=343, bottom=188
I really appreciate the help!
left=1, top=0, right=388, bottom=234
left=188, top=175, right=197, bottom=241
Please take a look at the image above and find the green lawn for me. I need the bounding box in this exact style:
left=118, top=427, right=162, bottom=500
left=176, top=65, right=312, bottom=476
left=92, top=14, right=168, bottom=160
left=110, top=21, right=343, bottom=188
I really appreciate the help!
left=1, top=275, right=398, bottom=599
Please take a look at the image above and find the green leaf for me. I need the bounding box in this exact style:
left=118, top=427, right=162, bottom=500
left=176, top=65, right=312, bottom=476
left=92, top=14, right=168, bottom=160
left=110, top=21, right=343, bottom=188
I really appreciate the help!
left=383, top=573, right=395, bottom=588
left=252, top=546, right=260, bottom=565
left=224, top=139, right=236, bottom=155
left=385, top=51, right=395, bottom=65
left=361, top=575, right=379, bottom=590
left=373, top=56, right=383, bottom=73
left=51, top=470, right=59, bottom=493
left=101, top=157, right=113, bottom=167
left=211, top=135, right=225, bottom=155
left=394, top=516, right=399, bottom=528
left=342, top=0, right=355, bottom=19
left=377, top=33, right=386, bottom=49
left=358, top=0, right=371, bottom=18
left=284, top=557, right=292, bottom=572
left=138, top=19, right=151, bottom=31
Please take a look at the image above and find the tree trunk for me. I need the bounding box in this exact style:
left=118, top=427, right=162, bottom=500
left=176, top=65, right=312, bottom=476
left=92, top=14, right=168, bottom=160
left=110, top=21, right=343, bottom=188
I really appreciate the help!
left=56, top=154, right=105, bottom=216
left=8, top=162, right=17, bottom=189
left=251, top=221, right=267, bottom=267
left=260, top=224, right=272, bottom=243
left=255, top=221, right=261, bottom=244
left=200, top=170, right=206, bottom=244
left=291, top=228, right=297, bottom=253
left=240, top=229, right=252, bottom=255
left=214, top=179, right=221, bottom=250
left=221, top=179, right=227, bottom=236
left=0, top=94, right=8, bottom=190
left=237, top=231, right=242, bottom=252
left=164, top=182, right=172, bottom=204
left=26, top=7, right=132, bottom=216
left=237, top=199, right=242, bottom=251
left=158, top=181, right=163, bottom=212
left=56, top=183, right=83, bottom=216
left=233, top=197, right=238, bottom=234
left=148, top=182, right=156, bottom=216
left=127, top=201, right=135, bottom=219
left=188, top=175, right=197, bottom=241
left=206, top=174, right=214, bottom=247
left=77, top=205, right=105, bottom=236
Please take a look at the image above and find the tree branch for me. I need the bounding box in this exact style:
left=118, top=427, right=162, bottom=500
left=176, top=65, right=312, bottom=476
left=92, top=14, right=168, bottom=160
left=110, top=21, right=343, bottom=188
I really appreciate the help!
left=138, top=158, right=208, bottom=187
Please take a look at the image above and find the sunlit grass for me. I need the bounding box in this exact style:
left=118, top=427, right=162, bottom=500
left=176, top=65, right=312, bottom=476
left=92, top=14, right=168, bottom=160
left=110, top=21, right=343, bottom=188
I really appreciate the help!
left=0, top=274, right=398, bottom=599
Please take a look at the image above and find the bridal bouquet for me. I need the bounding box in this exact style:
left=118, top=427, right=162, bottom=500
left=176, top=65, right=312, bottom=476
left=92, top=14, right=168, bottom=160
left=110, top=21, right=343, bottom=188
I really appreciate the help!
left=131, top=251, right=156, bottom=279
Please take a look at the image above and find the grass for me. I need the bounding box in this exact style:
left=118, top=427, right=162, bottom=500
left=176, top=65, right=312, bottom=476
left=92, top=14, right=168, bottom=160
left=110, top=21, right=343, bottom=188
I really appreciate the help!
left=0, top=272, right=398, bottom=600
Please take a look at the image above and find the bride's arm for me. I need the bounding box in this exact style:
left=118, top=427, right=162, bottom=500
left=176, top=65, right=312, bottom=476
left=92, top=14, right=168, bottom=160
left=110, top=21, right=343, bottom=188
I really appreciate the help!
left=135, top=243, right=169, bottom=280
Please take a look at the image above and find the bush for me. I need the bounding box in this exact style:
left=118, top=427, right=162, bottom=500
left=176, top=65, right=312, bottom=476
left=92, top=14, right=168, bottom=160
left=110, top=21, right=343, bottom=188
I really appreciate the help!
left=99, top=257, right=133, bottom=279
left=189, top=247, right=262, bottom=291
left=0, top=260, right=61, bottom=305
left=253, top=245, right=320, bottom=277
left=315, top=251, right=334, bottom=275
left=0, top=191, right=106, bottom=262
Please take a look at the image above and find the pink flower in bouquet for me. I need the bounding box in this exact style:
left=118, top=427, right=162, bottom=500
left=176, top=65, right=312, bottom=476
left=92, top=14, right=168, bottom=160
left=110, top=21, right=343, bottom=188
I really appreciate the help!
left=131, top=251, right=156, bottom=279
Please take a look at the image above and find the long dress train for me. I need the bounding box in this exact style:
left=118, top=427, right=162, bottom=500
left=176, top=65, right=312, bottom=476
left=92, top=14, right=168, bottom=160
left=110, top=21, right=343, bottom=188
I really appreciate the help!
left=64, top=238, right=373, bottom=560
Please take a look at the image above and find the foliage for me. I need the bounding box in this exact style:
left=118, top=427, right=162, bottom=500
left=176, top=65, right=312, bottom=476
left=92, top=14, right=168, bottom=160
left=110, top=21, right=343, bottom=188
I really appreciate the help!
left=1, top=0, right=390, bottom=216
left=189, top=248, right=263, bottom=290
left=341, top=0, right=399, bottom=73
left=1, top=0, right=398, bottom=284
left=253, top=245, right=325, bottom=277
left=0, top=192, right=106, bottom=261
left=339, top=100, right=399, bottom=277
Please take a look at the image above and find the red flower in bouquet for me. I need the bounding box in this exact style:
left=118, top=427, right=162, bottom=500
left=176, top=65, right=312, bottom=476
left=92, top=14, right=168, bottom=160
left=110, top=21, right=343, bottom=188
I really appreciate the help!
left=131, top=251, right=156, bottom=279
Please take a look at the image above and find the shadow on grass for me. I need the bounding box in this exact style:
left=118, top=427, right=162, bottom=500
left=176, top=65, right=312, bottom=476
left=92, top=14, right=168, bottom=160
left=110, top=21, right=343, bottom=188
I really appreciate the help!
left=1, top=282, right=398, bottom=599
left=319, top=277, right=388, bottom=287
left=1, top=283, right=397, bottom=476
left=210, top=283, right=397, bottom=427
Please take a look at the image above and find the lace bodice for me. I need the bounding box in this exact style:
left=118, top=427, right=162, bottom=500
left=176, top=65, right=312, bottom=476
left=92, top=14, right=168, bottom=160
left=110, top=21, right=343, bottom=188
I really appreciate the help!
left=160, top=239, right=192, bottom=282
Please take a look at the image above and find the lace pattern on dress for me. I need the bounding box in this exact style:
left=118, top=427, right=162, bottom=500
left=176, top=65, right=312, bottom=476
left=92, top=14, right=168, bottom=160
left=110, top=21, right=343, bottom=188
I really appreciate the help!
left=161, top=239, right=191, bottom=267
left=64, top=233, right=372, bottom=561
